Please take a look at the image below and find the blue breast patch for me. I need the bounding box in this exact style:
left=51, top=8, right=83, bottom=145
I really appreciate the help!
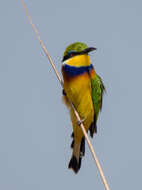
left=63, top=64, right=93, bottom=77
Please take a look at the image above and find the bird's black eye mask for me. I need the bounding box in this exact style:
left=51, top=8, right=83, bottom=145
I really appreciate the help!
left=62, top=47, right=96, bottom=62
left=62, top=51, right=78, bottom=62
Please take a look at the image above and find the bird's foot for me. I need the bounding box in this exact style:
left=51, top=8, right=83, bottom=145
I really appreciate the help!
left=77, top=118, right=85, bottom=126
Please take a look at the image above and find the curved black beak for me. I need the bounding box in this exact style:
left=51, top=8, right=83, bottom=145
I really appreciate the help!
left=81, top=47, right=97, bottom=54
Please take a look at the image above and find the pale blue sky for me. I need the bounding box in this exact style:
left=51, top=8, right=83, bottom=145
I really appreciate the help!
left=0, top=0, right=142, bottom=189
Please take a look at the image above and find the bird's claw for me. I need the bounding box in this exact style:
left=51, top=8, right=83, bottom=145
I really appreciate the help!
left=77, top=118, right=85, bottom=126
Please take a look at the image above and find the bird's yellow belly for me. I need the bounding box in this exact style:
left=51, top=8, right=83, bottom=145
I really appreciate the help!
left=64, top=73, right=94, bottom=140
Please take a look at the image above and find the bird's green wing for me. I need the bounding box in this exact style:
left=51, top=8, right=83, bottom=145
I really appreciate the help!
left=89, top=70, right=105, bottom=137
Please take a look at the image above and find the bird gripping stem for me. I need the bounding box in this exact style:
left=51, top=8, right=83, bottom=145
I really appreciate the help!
left=21, top=1, right=110, bottom=190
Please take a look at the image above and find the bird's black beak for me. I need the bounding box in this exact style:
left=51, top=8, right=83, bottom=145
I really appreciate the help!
left=81, top=47, right=97, bottom=54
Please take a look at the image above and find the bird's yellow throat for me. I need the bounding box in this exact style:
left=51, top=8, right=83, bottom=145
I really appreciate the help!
left=63, top=54, right=91, bottom=67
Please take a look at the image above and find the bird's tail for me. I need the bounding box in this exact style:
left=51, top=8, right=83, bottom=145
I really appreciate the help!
left=68, top=137, right=85, bottom=173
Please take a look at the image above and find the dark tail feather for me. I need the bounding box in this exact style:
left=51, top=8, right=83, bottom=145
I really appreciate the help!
left=89, top=123, right=97, bottom=137
left=89, top=114, right=97, bottom=137
left=71, top=132, right=74, bottom=138
left=68, top=138, right=85, bottom=173
left=71, top=140, right=74, bottom=148
left=71, top=137, right=85, bottom=153
left=80, top=137, right=85, bottom=156
left=70, top=132, right=74, bottom=148
left=68, top=156, right=82, bottom=174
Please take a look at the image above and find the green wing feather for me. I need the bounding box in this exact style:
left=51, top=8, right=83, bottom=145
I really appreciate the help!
left=89, top=73, right=105, bottom=137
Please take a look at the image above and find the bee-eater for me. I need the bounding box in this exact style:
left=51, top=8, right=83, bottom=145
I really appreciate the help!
left=61, top=42, right=105, bottom=173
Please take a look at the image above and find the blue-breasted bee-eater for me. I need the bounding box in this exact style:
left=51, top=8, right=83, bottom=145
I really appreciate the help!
left=61, top=42, right=105, bottom=173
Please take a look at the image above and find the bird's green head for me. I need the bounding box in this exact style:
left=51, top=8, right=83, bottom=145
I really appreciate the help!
left=62, top=42, right=96, bottom=62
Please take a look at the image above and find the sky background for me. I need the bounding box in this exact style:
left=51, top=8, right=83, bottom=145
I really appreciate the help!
left=0, top=0, right=142, bottom=189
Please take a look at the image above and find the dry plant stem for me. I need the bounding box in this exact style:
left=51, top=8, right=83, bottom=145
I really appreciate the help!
left=21, top=0, right=63, bottom=86
left=21, top=1, right=110, bottom=190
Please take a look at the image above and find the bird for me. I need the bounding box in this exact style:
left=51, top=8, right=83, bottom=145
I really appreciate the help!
left=61, top=42, right=105, bottom=174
